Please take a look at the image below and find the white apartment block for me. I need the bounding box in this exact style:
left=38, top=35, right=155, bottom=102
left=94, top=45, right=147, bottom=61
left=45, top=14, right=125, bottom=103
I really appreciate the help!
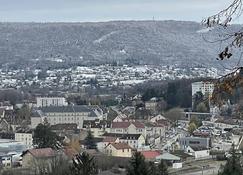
left=191, top=81, right=214, bottom=97
left=15, top=131, right=33, bottom=149
left=36, top=97, right=68, bottom=108
left=31, top=105, right=102, bottom=129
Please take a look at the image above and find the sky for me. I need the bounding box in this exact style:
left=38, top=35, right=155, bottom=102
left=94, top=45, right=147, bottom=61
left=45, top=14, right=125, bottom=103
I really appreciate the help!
left=0, top=0, right=236, bottom=22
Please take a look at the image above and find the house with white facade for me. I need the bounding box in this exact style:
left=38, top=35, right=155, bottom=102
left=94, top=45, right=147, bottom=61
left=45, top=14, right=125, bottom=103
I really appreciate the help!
left=15, top=129, right=33, bottom=149
left=150, top=114, right=166, bottom=123
left=97, top=137, right=120, bottom=153
left=36, top=97, right=68, bottom=108
left=145, top=97, right=158, bottom=111
left=119, top=134, right=145, bottom=149
left=105, top=142, right=132, bottom=157
left=185, top=146, right=210, bottom=159
left=110, top=121, right=146, bottom=136
left=145, top=122, right=166, bottom=138
left=103, top=133, right=145, bottom=150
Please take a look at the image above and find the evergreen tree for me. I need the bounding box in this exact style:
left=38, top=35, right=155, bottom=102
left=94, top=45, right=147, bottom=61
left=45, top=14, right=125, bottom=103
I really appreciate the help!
left=192, top=91, right=204, bottom=111
left=70, top=152, right=98, bottom=175
left=85, top=130, right=97, bottom=149
left=158, top=160, right=168, bottom=175
left=127, top=152, right=149, bottom=175
left=218, top=144, right=243, bottom=175
left=148, top=161, right=158, bottom=175
left=33, top=123, right=62, bottom=149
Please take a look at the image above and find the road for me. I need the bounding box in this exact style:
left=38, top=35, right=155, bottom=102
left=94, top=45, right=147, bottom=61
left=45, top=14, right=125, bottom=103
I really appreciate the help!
left=170, top=160, right=223, bottom=175
left=183, top=167, right=219, bottom=175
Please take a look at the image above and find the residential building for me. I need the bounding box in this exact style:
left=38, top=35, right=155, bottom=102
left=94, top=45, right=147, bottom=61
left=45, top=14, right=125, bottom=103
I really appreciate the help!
left=105, top=143, right=132, bottom=157
left=145, top=122, right=166, bottom=138
left=185, top=146, right=210, bottom=159
left=112, top=114, right=128, bottom=122
left=0, top=154, right=12, bottom=168
left=110, top=121, right=145, bottom=136
left=145, top=97, right=158, bottom=111
left=191, top=81, right=214, bottom=97
left=21, top=148, right=56, bottom=172
left=97, top=137, right=119, bottom=153
left=119, top=134, right=145, bottom=149
left=103, top=133, right=145, bottom=149
left=83, top=120, right=111, bottom=137
left=36, top=97, right=68, bottom=108
left=15, top=129, right=33, bottom=149
left=31, top=105, right=103, bottom=129
left=214, top=119, right=239, bottom=129
left=150, top=114, right=166, bottom=123
left=0, top=118, right=11, bottom=132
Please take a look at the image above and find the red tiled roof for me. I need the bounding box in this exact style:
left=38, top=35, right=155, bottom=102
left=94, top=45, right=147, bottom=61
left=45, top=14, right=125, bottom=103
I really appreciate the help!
left=157, top=119, right=169, bottom=126
left=111, top=121, right=145, bottom=129
left=111, top=122, right=131, bottom=128
left=28, top=148, right=55, bottom=158
left=103, top=137, right=118, bottom=143
left=140, top=151, right=161, bottom=159
left=132, top=122, right=145, bottom=128
left=110, top=143, right=132, bottom=150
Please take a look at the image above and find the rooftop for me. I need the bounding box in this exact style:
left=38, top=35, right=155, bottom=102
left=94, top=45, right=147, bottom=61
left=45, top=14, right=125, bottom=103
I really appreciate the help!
left=111, top=121, right=145, bottom=129
left=103, top=133, right=142, bottom=140
left=109, top=143, right=132, bottom=150
left=24, top=148, right=55, bottom=158
left=140, top=150, right=161, bottom=159
left=39, top=105, right=93, bottom=113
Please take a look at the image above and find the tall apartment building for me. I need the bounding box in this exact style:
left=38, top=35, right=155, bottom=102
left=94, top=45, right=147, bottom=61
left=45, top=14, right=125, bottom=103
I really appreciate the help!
left=36, top=97, right=68, bottom=108
left=191, top=81, right=214, bottom=97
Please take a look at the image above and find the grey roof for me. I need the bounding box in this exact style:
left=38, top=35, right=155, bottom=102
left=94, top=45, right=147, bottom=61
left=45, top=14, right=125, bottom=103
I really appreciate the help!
left=36, top=105, right=98, bottom=117
left=103, top=133, right=142, bottom=140
left=156, top=152, right=181, bottom=161
left=39, top=105, right=92, bottom=113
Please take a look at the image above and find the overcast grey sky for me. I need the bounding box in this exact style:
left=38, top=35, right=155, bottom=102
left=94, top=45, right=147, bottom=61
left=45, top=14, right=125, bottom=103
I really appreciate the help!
left=0, top=0, right=235, bottom=22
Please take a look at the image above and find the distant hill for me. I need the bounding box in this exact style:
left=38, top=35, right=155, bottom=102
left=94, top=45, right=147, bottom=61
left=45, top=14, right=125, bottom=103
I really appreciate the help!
left=0, top=20, right=240, bottom=69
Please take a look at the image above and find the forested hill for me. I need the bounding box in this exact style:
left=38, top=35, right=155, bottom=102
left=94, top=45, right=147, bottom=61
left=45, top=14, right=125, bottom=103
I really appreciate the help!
left=0, top=20, right=240, bottom=69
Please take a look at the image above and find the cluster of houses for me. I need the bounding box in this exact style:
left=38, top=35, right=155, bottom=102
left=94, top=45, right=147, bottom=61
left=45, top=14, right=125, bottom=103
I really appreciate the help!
left=1, top=80, right=243, bottom=172
left=0, top=97, right=173, bottom=169
left=0, top=65, right=220, bottom=91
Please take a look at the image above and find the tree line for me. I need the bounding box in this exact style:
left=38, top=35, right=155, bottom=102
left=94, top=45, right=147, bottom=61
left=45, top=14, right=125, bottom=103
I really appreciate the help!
left=140, top=78, right=209, bottom=109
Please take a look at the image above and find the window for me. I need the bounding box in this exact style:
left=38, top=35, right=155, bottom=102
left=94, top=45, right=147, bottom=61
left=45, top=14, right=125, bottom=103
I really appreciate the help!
left=122, top=149, right=124, bottom=152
